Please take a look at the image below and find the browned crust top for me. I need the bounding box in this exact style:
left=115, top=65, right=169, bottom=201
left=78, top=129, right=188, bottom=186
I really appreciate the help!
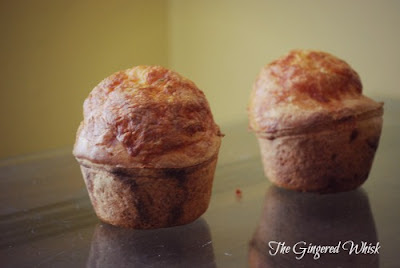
left=74, top=66, right=222, bottom=168
left=248, top=50, right=383, bottom=135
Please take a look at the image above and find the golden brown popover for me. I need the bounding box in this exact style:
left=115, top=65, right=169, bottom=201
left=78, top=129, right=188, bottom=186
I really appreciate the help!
left=74, top=66, right=222, bottom=228
left=248, top=50, right=383, bottom=193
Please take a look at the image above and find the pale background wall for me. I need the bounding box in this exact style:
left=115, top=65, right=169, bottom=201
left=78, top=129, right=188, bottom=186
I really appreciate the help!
left=0, top=0, right=168, bottom=159
left=1, top=0, right=399, bottom=159
left=168, top=0, right=400, bottom=125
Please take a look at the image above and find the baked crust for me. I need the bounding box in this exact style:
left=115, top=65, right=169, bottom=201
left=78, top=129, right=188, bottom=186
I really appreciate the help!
left=248, top=50, right=384, bottom=192
left=74, top=66, right=222, bottom=168
left=257, top=115, right=382, bottom=193
left=248, top=50, right=383, bottom=137
left=80, top=154, right=218, bottom=229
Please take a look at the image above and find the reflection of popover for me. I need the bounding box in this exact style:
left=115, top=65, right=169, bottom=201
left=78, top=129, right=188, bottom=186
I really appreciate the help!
left=88, top=219, right=216, bottom=267
left=249, top=186, right=379, bottom=267
left=73, top=66, right=223, bottom=229
left=248, top=50, right=383, bottom=193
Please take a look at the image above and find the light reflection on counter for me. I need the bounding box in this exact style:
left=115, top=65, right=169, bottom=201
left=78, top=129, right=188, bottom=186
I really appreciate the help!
left=88, top=218, right=216, bottom=268
left=249, top=186, right=379, bottom=268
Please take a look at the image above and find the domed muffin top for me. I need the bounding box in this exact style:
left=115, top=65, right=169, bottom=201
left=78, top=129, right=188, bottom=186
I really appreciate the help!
left=248, top=50, right=383, bottom=136
left=74, top=66, right=222, bottom=168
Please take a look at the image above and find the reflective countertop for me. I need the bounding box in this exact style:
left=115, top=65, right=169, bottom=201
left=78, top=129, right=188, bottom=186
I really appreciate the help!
left=1, top=100, right=399, bottom=267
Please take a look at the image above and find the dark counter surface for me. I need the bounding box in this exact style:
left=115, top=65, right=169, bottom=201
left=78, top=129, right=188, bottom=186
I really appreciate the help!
left=1, top=99, right=399, bottom=267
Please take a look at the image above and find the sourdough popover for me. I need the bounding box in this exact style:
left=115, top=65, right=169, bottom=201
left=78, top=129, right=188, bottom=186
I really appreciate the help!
left=248, top=50, right=383, bottom=193
left=73, top=66, right=223, bottom=229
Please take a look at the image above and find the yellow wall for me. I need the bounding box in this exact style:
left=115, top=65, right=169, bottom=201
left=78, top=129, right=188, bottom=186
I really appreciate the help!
left=168, top=0, right=400, bottom=125
left=0, top=0, right=168, bottom=159
left=1, top=0, right=399, bottom=159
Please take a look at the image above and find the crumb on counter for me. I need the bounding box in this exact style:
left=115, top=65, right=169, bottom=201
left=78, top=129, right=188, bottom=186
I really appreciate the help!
left=235, top=188, right=242, bottom=200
